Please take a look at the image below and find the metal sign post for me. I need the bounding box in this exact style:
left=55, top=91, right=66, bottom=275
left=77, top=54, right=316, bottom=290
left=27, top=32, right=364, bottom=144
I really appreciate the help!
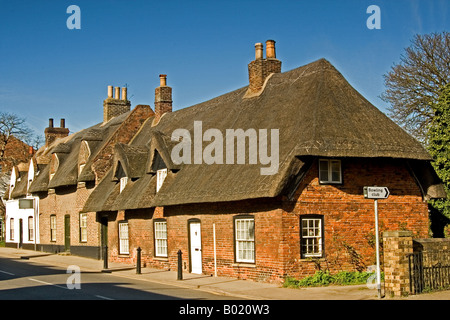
left=364, top=186, right=389, bottom=299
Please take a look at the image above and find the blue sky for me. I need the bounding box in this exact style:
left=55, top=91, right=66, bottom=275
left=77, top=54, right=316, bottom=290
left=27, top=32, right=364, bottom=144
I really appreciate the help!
left=0, top=0, right=449, bottom=136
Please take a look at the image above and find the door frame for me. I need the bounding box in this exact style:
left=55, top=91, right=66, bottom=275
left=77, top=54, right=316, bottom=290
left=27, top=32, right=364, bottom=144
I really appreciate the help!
left=18, top=219, right=23, bottom=249
left=64, top=215, right=70, bottom=252
left=188, top=219, right=202, bottom=274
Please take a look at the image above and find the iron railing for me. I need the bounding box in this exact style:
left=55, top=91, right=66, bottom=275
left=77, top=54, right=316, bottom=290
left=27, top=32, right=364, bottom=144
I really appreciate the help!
left=408, top=251, right=450, bottom=295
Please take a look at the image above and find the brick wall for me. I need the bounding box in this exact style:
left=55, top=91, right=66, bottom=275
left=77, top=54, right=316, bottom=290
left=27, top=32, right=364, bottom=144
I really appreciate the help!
left=39, top=183, right=100, bottom=257
left=283, top=158, right=429, bottom=279
left=105, top=158, right=429, bottom=284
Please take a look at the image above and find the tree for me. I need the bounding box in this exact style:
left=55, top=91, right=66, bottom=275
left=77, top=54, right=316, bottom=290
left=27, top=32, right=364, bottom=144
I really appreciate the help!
left=427, top=83, right=450, bottom=228
left=0, top=112, right=34, bottom=171
left=382, top=32, right=450, bottom=143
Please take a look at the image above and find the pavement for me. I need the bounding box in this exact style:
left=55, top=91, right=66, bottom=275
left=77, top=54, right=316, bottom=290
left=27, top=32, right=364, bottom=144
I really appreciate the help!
left=1, top=247, right=449, bottom=300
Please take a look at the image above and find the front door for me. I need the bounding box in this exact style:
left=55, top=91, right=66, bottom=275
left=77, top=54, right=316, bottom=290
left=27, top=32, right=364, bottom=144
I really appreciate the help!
left=18, top=219, right=23, bottom=249
left=189, top=221, right=202, bottom=274
left=64, top=215, right=70, bottom=252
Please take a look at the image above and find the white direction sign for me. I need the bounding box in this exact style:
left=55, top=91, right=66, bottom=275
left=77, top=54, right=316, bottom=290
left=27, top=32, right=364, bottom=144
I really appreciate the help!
left=364, top=186, right=390, bottom=199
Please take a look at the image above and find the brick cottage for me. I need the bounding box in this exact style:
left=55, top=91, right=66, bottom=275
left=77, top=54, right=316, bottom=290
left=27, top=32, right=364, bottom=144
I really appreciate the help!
left=6, top=40, right=445, bottom=283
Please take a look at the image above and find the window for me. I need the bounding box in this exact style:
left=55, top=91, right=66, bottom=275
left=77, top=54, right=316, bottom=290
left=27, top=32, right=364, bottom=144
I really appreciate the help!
left=79, top=163, right=86, bottom=175
left=300, top=216, right=323, bottom=258
left=118, top=222, right=129, bottom=254
left=80, top=213, right=87, bottom=242
left=156, top=168, right=167, bottom=192
left=119, top=177, right=128, bottom=193
left=154, top=220, right=168, bottom=257
left=19, top=199, right=33, bottom=209
left=319, top=159, right=342, bottom=184
left=235, top=217, right=255, bottom=263
left=10, top=218, right=14, bottom=241
left=28, top=216, right=34, bottom=241
left=50, top=215, right=57, bottom=242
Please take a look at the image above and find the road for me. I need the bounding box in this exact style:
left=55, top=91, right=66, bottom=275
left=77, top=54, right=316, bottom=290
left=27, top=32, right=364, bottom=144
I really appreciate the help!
left=0, top=255, right=243, bottom=300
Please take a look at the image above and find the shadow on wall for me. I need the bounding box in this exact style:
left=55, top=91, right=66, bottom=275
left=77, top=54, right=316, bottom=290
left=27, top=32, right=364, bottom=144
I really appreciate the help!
left=429, top=204, right=450, bottom=238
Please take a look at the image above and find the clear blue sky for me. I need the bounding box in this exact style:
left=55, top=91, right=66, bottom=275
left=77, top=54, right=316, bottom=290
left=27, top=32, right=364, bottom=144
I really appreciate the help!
left=0, top=0, right=449, bottom=137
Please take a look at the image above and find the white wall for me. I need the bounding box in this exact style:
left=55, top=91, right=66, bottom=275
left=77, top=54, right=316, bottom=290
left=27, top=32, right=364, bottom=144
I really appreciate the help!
left=5, top=197, right=39, bottom=246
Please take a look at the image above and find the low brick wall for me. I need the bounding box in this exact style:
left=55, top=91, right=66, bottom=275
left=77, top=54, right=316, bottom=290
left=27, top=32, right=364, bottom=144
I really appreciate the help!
left=383, top=231, right=450, bottom=297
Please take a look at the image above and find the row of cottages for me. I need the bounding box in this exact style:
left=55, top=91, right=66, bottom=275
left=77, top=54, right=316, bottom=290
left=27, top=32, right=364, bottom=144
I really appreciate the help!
left=5, top=40, right=445, bottom=283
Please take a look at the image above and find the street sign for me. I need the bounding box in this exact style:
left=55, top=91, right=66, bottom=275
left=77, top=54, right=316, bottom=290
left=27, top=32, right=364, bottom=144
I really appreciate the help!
left=363, top=186, right=390, bottom=298
left=363, top=186, right=389, bottom=199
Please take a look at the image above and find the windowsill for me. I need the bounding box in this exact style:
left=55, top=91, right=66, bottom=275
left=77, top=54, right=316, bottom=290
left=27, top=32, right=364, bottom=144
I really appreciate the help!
left=299, top=257, right=325, bottom=261
left=232, top=262, right=256, bottom=268
left=153, top=256, right=169, bottom=261
left=118, top=253, right=130, bottom=257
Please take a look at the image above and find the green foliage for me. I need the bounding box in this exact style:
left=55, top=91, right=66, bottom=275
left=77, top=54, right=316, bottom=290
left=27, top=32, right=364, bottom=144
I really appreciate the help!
left=427, top=83, right=450, bottom=221
left=283, top=270, right=381, bottom=288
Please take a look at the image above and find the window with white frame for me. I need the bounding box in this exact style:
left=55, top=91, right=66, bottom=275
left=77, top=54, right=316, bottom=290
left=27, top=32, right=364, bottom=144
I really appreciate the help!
left=300, top=216, right=323, bottom=258
left=156, top=168, right=167, bottom=192
left=80, top=213, right=87, bottom=242
left=50, top=215, right=57, bottom=242
left=10, top=218, right=14, bottom=241
left=28, top=216, right=34, bottom=241
left=118, top=222, right=129, bottom=254
left=235, top=217, right=255, bottom=263
left=154, top=220, right=168, bottom=257
left=119, top=176, right=128, bottom=193
left=319, top=159, right=342, bottom=184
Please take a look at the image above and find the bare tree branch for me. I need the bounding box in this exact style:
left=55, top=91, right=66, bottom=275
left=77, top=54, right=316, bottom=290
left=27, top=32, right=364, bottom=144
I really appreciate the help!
left=381, top=32, right=450, bottom=143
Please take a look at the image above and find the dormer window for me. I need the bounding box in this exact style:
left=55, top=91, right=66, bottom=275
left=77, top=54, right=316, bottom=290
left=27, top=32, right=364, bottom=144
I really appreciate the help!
left=78, top=141, right=90, bottom=176
left=319, top=159, right=342, bottom=184
left=156, top=168, right=167, bottom=192
left=120, top=176, right=128, bottom=193
left=79, top=163, right=86, bottom=175
left=114, top=162, right=128, bottom=193
left=49, top=154, right=59, bottom=181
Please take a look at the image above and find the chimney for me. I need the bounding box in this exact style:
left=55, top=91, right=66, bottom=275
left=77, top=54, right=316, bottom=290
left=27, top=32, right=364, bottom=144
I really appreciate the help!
left=103, top=85, right=131, bottom=123
left=44, top=118, right=69, bottom=147
left=154, top=74, right=172, bottom=124
left=246, top=40, right=281, bottom=96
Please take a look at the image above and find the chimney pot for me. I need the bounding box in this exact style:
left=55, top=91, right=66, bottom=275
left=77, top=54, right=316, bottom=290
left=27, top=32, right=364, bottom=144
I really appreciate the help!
left=60, top=119, right=65, bottom=128
left=115, top=87, right=120, bottom=99
left=122, top=87, right=127, bottom=101
left=255, top=43, right=263, bottom=60
left=107, top=86, right=113, bottom=98
left=49, top=118, right=54, bottom=128
left=266, top=40, right=276, bottom=59
left=159, top=74, right=167, bottom=87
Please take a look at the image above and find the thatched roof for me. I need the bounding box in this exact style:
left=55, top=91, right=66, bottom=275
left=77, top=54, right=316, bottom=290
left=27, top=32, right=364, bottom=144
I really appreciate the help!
left=82, top=58, right=442, bottom=212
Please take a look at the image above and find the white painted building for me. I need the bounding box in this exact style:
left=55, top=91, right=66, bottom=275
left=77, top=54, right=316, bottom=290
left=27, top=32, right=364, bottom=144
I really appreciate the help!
left=5, top=159, right=40, bottom=249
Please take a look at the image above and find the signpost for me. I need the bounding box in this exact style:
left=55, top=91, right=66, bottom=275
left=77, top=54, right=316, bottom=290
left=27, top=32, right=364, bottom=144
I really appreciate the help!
left=364, top=186, right=389, bottom=298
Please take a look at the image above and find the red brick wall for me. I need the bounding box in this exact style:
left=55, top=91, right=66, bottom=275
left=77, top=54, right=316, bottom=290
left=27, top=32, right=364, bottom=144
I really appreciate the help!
left=107, top=158, right=430, bottom=284
left=39, top=183, right=98, bottom=250
left=283, top=158, right=429, bottom=279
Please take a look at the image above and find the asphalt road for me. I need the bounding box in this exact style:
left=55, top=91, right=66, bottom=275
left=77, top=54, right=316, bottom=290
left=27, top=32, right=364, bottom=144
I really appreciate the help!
left=0, top=256, right=243, bottom=300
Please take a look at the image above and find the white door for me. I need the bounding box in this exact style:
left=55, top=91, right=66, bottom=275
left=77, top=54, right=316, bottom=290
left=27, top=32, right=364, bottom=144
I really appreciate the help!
left=189, top=222, right=202, bottom=274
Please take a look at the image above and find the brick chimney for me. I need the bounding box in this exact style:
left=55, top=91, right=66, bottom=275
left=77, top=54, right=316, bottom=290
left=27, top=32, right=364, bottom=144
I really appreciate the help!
left=103, top=85, right=131, bottom=123
left=44, top=118, right=69, bottom=147
left=246, top=40, right=281, bottom=96
left=154, top=74, right=172, bottom=124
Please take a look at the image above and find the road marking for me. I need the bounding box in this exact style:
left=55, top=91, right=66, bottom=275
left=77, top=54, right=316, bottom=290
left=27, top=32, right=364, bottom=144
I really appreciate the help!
left=95, top=295, right=114, bottom=300
left=28, top=278, right=68, bottom=290
left=0, top=270, right=15, bottom=276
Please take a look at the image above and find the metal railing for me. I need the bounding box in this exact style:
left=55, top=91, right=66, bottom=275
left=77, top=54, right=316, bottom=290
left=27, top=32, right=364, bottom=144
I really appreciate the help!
left=408, top=251, right=450, bottom=294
